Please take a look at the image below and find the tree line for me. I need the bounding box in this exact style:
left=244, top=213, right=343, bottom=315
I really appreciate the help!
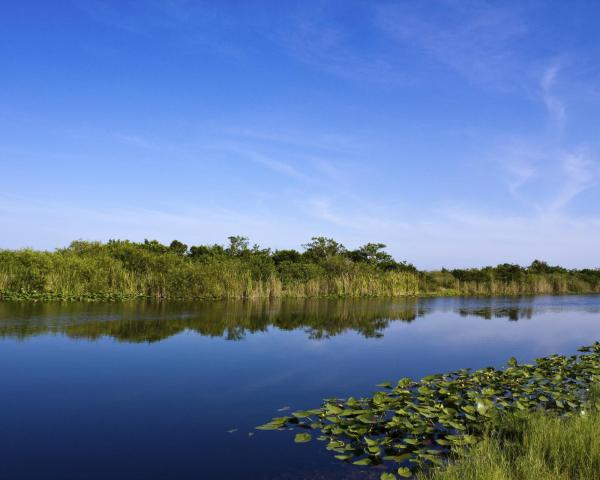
left=0, top=236, right=598, bottom=300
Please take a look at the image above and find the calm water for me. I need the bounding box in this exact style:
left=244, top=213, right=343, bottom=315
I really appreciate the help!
left=1, top=295, right=600, bottom=479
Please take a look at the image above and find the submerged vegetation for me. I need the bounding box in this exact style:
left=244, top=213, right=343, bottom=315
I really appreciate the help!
left=257, top=343, right=600, bottom=479
left=1, top=237, right=599, bottom=301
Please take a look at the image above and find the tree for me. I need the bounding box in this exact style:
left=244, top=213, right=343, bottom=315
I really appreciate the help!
left=529, top=260, right=549, bottom=274
left=64, top=240, right=103, bottom=255
left=528, top=260, right=565, bottom=274
left=494, top=263, right=523, bottom=282
left=168, top=240, right=188, bottom=256
left=302, top=237, right=346, bottom=262
left=189, top=244, right=225, bottom=259
left=226, top=236, right=250, bottom=256
left=272, top=249, right=302, bottom=265
left=348, top=243, right=393, bottom=265
left=143, top=239, right=168, bottom=254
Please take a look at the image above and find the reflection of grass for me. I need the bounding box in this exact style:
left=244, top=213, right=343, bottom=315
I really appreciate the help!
left=420, top=386, right=600, bottom=480
left=0, top=298, right=419, bottom=342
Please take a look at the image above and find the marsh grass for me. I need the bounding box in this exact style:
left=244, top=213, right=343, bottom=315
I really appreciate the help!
left=419, top=385, right=600, bottom=480
left=0, top=248, right=420, bottom=300
left=0, top=240, right=598, bottom=301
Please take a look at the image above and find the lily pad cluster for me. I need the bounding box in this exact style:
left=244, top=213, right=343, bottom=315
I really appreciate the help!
left=257, top=343, right=600, bottom=478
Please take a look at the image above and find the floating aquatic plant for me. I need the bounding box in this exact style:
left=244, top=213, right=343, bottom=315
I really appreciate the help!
left=257, top=343, right=600, bottom=478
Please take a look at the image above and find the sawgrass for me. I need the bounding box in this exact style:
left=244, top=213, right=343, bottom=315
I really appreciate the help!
left=420, top=386, right=600, bottom=480
left=0, top=240, right=598, bottom=301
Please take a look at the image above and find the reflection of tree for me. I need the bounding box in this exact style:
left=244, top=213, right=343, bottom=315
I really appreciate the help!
left=458, top=306, right=534, bottom=321
left=0, top=298, right=421, bottom=343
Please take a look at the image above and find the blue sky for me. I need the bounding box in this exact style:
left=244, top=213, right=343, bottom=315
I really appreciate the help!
left=1, top=1, right=600, bottom=268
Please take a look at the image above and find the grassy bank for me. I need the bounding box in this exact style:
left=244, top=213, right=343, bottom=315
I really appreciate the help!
left=1, top=237, right=599, bottom=300
left=420, top=387, right=600, bottom=480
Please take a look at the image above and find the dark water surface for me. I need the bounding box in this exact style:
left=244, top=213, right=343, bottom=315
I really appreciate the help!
left=1, top=295, right=600, bottom=479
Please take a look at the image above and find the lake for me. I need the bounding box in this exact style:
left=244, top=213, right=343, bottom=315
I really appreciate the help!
left=1, top=295, right=600, bottom=479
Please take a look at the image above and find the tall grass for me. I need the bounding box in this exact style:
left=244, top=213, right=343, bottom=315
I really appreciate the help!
left=420, top=270, right=600, bottom=296
left=420, top=386, right=600, bottom=480
left=0, top=240, right=598, bottom=300
left=0, top=248, right=420, bottom=300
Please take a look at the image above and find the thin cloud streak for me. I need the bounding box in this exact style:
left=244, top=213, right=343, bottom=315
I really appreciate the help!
left=299, top=194, right=600, bottom=269
left=204, top=144, right=309, bottom=181
left=549, top=153, right=598, bottom=212
left=374, top=1, right=528, bottom=88
left=0, top=193, right=302, bottom=250
left=541, top=62, right=567, bottom=131
left=495, top=140, right=598, bottom=214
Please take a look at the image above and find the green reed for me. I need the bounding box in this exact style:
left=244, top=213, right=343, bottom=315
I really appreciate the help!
left=0, top=238, right=598, bottom=301
left=419, top=385, right=600, bottom=480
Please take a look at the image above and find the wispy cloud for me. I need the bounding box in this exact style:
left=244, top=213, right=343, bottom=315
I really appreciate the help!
left=113, top=132, right=157, bottom=150
left=80, top=0, right=204, bottom=33
left=264, top=2, right=415, bottom=85
left=222, top=126, right=365, bottom=154
left=109, top=129, right=319, bottom=182
left=374, top=1, right=528, bottom=88
left=78, top=0, right=247, bottom=58
left=243, top=150, right=307, bottom=181
left=0, top=193, right=304, bottom=250
left=202, top=144, right=311, bottom=182
left=308, top=198, right=346, bottom=226
left=306, top=194, right=600, bottom=268
left=79, top=0, right=146, bottom=34
left=497, top=140, right=544, bottom=202
left=549, top=153, right=598, bottom=211
left=541, top=62, right=567, bottom=131
left=2, top=187, right=600, bottom=269
left=484, top=55, right=598, bottom=213
left=491, top=139, right=598, bottom=214
left=507, top=163, right=537, bottom=199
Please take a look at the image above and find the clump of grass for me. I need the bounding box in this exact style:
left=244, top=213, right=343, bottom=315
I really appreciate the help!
left=419, top=385, right=600, bottom=480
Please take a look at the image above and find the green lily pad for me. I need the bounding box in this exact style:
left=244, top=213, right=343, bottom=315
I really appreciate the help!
left=257, top=343, right=600, bottom=477
left=294, top=433, right=312, bottom=443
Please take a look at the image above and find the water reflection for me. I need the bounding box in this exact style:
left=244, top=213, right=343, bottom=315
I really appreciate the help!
left=0, top=298, right=421, bottom=342
left=1, top=295, right=599, bottom=343
left=458, top=307, right=534, bottom=320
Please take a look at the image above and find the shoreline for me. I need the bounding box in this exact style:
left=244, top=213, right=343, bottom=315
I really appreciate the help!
left=2, top=290, right=600, bottom=303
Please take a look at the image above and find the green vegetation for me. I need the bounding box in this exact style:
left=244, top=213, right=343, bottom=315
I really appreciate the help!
left=257, top=343, right=600, bottom=479
left=426, top=260, right=600, bottom=296
left=419, top=386, right=600, bottom=480
left=0, top=237, right=599, bottom=301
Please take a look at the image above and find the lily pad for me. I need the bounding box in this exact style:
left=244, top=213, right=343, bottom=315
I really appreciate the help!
left=294, top=433, right=312, bottom=443
left=257, top=343, right=600, bottom=477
